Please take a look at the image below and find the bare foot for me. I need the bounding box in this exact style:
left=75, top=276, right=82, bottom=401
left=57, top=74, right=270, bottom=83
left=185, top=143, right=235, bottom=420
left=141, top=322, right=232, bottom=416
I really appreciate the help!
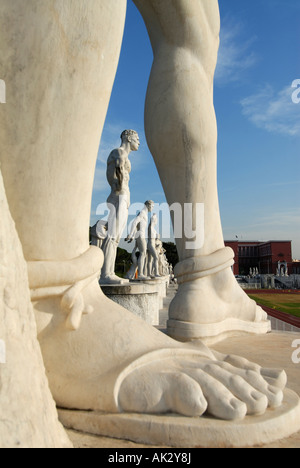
left=167, top=265, right=270, bottom=342
left=119, top=350, right=285, bottom=420
left=32, top=278, right=283, bottom=421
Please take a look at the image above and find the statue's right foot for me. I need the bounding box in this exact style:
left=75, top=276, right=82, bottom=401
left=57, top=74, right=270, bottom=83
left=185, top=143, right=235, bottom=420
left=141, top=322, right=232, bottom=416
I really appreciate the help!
left=118, top=350, right=285, bottom=420
left=30, top=265, right=285, bottom=422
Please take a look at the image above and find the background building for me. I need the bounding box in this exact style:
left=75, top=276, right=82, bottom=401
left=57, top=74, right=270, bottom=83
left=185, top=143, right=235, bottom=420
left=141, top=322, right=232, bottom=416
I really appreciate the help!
left=224, top=240, right=298, bottom=276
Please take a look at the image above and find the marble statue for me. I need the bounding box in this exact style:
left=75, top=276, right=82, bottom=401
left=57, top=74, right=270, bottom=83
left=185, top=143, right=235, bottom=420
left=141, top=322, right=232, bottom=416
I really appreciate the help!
left=278, top=261, right=288, bottom=278
left=0, top=0, right=298, bottom=448
left=125, top=241, right=138, bottom=280
left=90, top=220, right=108, bottom=248
left=126, top=200, right=154, bottom=280
left=147, top=213, right=161, bottom=278
left=132, top=0, right=270, bottom=342
left=155, top=239, right=169, bottom=277
left=0, top=169, right=71, bottom=448
left=100, top=129, right=140, bottom=284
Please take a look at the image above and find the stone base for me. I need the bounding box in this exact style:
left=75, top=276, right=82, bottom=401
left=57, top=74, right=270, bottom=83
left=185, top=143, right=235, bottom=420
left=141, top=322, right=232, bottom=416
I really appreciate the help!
left=145, top=276, right=169, bottom=308
left=100, top=282, right=160, bottom=326
left=58, top=388, right=300, bottom=448
left=167, top=318, right=271, bottom=346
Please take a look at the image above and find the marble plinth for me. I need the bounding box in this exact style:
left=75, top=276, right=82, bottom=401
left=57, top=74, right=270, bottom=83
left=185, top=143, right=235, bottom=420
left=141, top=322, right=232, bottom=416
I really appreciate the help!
left=60, top=332, right=300, bottom=448
left=144, top=277, right=169, bottom=308
left=58, top=388, right=300, bottom=448
left=100, top=282, right=160, bottom=326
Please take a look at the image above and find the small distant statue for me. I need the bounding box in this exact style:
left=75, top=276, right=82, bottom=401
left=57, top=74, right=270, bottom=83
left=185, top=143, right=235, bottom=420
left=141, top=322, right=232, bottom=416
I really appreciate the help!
left=125, top=241, right=138, bottom=280
left=147, top=213, right=161, bottom=278
left=126, top=200, right=154, bottom=281
left=277, top=260, right=288, bottom=278
left=100, top=130, right=140, bottom=284
left=154, top=239, right=168, bottom=276
left=90, top=220, right=108, bottom=248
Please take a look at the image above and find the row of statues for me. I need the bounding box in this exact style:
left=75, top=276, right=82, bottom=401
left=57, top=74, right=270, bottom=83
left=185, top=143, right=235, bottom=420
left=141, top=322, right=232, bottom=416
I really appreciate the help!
left=248, top=264, right=289, bottom=278
left=125, top=213, right=171, bottom=280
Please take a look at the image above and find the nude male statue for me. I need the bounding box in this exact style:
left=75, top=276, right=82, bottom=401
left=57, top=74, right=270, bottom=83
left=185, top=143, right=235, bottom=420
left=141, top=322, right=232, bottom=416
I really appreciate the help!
left=0, top=0, right=286, bottom=429
left=126, top=200, right=154, bottom=280
left=100, top=130, right=140, bottom=284
left=147, top=213, right=161, bottom=278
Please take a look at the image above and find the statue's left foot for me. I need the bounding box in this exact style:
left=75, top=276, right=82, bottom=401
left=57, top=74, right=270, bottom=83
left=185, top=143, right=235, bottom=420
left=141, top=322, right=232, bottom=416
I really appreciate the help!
left=29, top=251, right=282, bottom=422
left=167, top=248, right=270, bottom=343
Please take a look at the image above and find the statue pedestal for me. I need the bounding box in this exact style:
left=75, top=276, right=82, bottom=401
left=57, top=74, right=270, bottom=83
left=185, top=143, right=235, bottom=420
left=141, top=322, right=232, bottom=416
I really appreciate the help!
left=58, top=389, right=300, bottom=448
left=144, top=276, right=169, bottom=308
left=100, top=282, right=160, bottom=326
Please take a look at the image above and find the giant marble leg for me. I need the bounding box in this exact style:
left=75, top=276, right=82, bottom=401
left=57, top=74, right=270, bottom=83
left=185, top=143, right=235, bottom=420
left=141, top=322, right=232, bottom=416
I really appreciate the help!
left=133, top=0, right=270, bottom=343
left=0, top=0, right=285, bottom=422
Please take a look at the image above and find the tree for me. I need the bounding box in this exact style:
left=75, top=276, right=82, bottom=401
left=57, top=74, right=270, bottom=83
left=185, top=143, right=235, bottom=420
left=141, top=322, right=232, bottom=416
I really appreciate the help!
left=162, top=242, right=179, bottom=269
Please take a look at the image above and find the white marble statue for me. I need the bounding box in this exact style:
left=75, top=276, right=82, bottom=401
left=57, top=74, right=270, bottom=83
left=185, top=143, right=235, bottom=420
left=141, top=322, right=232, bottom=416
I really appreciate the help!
left=132, top=0, right=270, bottom=342
left=100, top=129, right=140, bottom=284
left=125, top=241, right=138, bottom=280
left=147, top=213, right=161, bottom=278
left=126, top=200, right=154, bottom=280
left=90, top=220, right=108, bottom=248
left=0, top=168, right=71, bottom=448
left=155, top=239, right=168, bottom=276
left=278, top=261, right=288, bottom=278
left=0, top=0, right=296, bottom=448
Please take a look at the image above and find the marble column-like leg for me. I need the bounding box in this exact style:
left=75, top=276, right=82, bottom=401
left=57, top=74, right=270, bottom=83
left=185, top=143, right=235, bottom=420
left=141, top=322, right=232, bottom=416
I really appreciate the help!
left=133, top=0, right=270, bottom=342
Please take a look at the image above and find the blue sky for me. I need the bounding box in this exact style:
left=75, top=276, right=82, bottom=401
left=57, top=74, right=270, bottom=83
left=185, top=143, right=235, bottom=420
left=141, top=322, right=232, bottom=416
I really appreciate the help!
left=90, top=0, right=300, bottom=259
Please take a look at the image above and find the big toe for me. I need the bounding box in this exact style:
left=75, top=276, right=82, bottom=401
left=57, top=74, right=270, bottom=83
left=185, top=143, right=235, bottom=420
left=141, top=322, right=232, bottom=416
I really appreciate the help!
left=166, top=373, right=208, bottom=417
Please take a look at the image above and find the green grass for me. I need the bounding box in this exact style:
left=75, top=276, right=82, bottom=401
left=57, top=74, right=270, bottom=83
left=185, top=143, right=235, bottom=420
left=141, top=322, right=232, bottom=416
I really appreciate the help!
left=248, top=293, right=300, bottom=318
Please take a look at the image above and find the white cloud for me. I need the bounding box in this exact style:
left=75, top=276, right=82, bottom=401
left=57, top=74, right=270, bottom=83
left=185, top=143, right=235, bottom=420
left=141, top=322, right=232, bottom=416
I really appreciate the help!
left=97, top=123, right=124, bottom=164
left=240, top=84, right=300, bottom=136
left=249, top=210, right=300, bottom=230
left=215, top=19, right=258, bottom=85
left=92, top=162, right=107, bottom=193
left=223, top=208, right=300, bottom=258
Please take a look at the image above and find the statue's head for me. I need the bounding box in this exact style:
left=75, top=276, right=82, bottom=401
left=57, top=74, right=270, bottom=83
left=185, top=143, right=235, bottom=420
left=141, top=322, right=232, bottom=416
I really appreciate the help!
left=145, top=200, right=154, bottom=212
left=120, top=129, right=140, bottom=151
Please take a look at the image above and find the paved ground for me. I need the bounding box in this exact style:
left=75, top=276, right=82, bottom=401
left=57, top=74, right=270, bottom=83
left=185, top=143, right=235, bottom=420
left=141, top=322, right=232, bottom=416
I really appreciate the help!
left=66, top=285, right=300, bottom=448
